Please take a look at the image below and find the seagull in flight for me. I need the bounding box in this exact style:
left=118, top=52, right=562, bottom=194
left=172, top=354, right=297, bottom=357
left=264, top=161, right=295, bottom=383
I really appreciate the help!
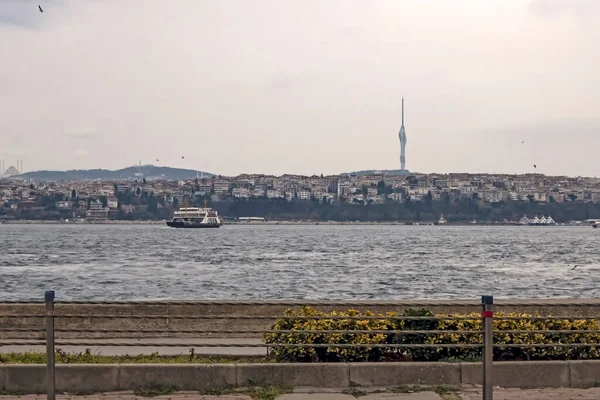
left=533, top=164, right=537, bottom=169
left=38, top=5, right=44, bottom=13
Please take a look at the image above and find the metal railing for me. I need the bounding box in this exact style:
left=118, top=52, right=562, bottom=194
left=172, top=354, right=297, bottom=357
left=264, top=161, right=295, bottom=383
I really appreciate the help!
left=2, top=293, right=600, bottom=400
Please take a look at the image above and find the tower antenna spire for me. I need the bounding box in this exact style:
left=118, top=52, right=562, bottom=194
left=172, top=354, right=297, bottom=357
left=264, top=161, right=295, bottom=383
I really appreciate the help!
left=398, top=96, right=407, bottom=171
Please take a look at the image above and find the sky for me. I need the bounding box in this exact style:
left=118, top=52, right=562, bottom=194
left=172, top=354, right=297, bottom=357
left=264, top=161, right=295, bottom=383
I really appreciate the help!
left=0, top=0, right=599, bottom=177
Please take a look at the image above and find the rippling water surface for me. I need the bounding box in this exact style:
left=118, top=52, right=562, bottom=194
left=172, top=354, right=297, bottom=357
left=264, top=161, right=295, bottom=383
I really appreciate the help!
left=0, top=224, right=598, bottom=300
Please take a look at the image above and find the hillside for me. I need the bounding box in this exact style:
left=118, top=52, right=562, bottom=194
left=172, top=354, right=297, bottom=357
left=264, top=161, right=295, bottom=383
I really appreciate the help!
left=17, top=165, right=215, bottom=181
left=344, top=169, right=412, bottom=176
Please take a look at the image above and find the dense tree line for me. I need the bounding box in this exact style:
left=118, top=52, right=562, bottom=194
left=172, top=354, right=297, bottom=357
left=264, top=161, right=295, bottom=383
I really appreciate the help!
left=211, top=197, right=600, bottom=222
left=4, top=193, right=600, bottom=222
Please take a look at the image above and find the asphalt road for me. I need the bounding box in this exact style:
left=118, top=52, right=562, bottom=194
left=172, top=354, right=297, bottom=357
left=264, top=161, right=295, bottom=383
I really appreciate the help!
left=0, top=338, right=266, bottom=356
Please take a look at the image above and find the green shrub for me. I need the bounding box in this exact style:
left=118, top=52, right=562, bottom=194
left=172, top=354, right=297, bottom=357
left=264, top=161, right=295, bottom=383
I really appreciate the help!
left=263, top=307, right=393, bottom=362
left=263, top=307, right=600, bottom=362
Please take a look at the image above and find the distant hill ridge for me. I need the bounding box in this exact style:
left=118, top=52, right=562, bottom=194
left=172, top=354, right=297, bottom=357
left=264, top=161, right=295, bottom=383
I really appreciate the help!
left=17, top=165, right=215, bottom=181
left=344, top=169, right=412, bottom=176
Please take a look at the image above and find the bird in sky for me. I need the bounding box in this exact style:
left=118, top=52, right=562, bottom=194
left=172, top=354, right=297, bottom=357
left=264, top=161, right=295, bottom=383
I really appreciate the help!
left=533, top=164, right=537, bottom=169
left=182, top=156, right=185, bottom=159
left=572, top=265, right=578, bottom=270
left=522, top=141, right=525, bottom=144
left=156, top=159, right=160, bottom=162
left=38, top=5, right=43, bottom=13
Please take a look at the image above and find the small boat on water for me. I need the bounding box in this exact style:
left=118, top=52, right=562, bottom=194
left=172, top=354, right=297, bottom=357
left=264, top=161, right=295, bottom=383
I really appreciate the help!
left=166, top=205, right=223, bottom=228
left=434, top=214, right=447, bottom=225
left=583, top=219, right=600, bottom=228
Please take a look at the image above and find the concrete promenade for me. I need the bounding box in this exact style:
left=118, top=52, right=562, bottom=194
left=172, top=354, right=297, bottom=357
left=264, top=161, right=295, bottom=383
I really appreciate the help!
left=3, top=388, right=600, bottom=400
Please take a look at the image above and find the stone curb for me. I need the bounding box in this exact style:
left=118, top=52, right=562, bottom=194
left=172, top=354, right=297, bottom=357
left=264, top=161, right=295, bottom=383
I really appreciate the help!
left=4, top=361, right=600, bottom=393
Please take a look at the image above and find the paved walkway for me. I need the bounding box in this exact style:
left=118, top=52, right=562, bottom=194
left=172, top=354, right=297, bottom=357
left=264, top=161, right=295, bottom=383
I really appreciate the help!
left=0, top=392, right=445, bottom=400
left=459, top=386, right=600, bottom=400
left=3, top=388, right=600, bottom=400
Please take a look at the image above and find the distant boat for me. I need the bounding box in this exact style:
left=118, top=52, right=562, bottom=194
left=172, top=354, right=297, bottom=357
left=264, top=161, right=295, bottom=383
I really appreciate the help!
left=527, top=215, right=556, bottom=226
left=434, top=214, right=447, bottom=225
left=584, top=219, right=600, bottom=228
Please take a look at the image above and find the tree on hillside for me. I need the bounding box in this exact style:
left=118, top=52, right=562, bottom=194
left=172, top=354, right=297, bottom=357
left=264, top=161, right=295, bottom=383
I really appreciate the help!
left=404, top=196, right=412, bottom=210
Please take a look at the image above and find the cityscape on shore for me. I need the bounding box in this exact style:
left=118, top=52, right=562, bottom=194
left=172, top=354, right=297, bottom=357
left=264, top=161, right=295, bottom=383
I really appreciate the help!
left=1, top=167, right=600, bottom=223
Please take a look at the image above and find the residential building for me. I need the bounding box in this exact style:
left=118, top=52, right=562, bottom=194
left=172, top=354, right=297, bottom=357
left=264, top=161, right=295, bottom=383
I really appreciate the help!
left=85, top=201, right=108, bottom=222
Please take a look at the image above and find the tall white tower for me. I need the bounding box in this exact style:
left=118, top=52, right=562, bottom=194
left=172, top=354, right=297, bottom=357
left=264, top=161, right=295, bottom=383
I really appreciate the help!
left=399, top=97, right=407, bottom=170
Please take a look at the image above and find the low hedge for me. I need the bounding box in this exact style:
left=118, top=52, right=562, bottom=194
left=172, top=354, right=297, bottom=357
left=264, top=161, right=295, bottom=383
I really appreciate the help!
left=263, top=307, right=600, bottom=362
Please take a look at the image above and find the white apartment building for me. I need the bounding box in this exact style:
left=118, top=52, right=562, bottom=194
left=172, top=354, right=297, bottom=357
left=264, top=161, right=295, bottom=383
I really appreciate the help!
left=297, top=191, right=311, bottom=200
left=196, top=183, right=212, bottom=196
left=388, top=193, right=402, bottom=202
left=85, top=201, right=108, bottom=221
left=107, top=197, right=118, bottom=209
left=232, top=188, right=251, bottom=198
left=266, top=190, right=284, bottom=199
left=55, top=201, right=73, bottom=210
left=213, top=179, right=230, bottom=195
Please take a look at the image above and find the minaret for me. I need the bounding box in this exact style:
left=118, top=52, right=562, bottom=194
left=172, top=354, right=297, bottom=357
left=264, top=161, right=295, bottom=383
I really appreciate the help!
left=398, top=97, right=407, bottom=170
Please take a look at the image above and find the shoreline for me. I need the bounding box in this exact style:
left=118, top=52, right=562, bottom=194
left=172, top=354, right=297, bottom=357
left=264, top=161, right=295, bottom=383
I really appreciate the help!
left=0, top=220, right=587, bottom=226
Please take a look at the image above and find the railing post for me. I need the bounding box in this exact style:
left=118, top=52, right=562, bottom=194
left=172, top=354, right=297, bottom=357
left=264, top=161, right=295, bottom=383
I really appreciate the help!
left=45, top=291, right=56, bottom=400
left=481, top=295, right=494, bottom=400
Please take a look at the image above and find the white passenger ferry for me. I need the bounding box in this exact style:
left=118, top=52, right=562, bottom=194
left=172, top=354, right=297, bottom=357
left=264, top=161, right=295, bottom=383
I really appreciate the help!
left=166, top=203, right=223, bottom=228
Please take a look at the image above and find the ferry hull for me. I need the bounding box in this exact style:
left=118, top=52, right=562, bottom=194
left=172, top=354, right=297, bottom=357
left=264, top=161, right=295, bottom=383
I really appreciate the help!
left=166, top=221, right=220, bottom=228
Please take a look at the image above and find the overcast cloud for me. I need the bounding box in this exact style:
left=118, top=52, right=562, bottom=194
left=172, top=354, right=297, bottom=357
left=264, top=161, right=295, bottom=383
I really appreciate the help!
left=0, top=0, right=599, bottom=176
